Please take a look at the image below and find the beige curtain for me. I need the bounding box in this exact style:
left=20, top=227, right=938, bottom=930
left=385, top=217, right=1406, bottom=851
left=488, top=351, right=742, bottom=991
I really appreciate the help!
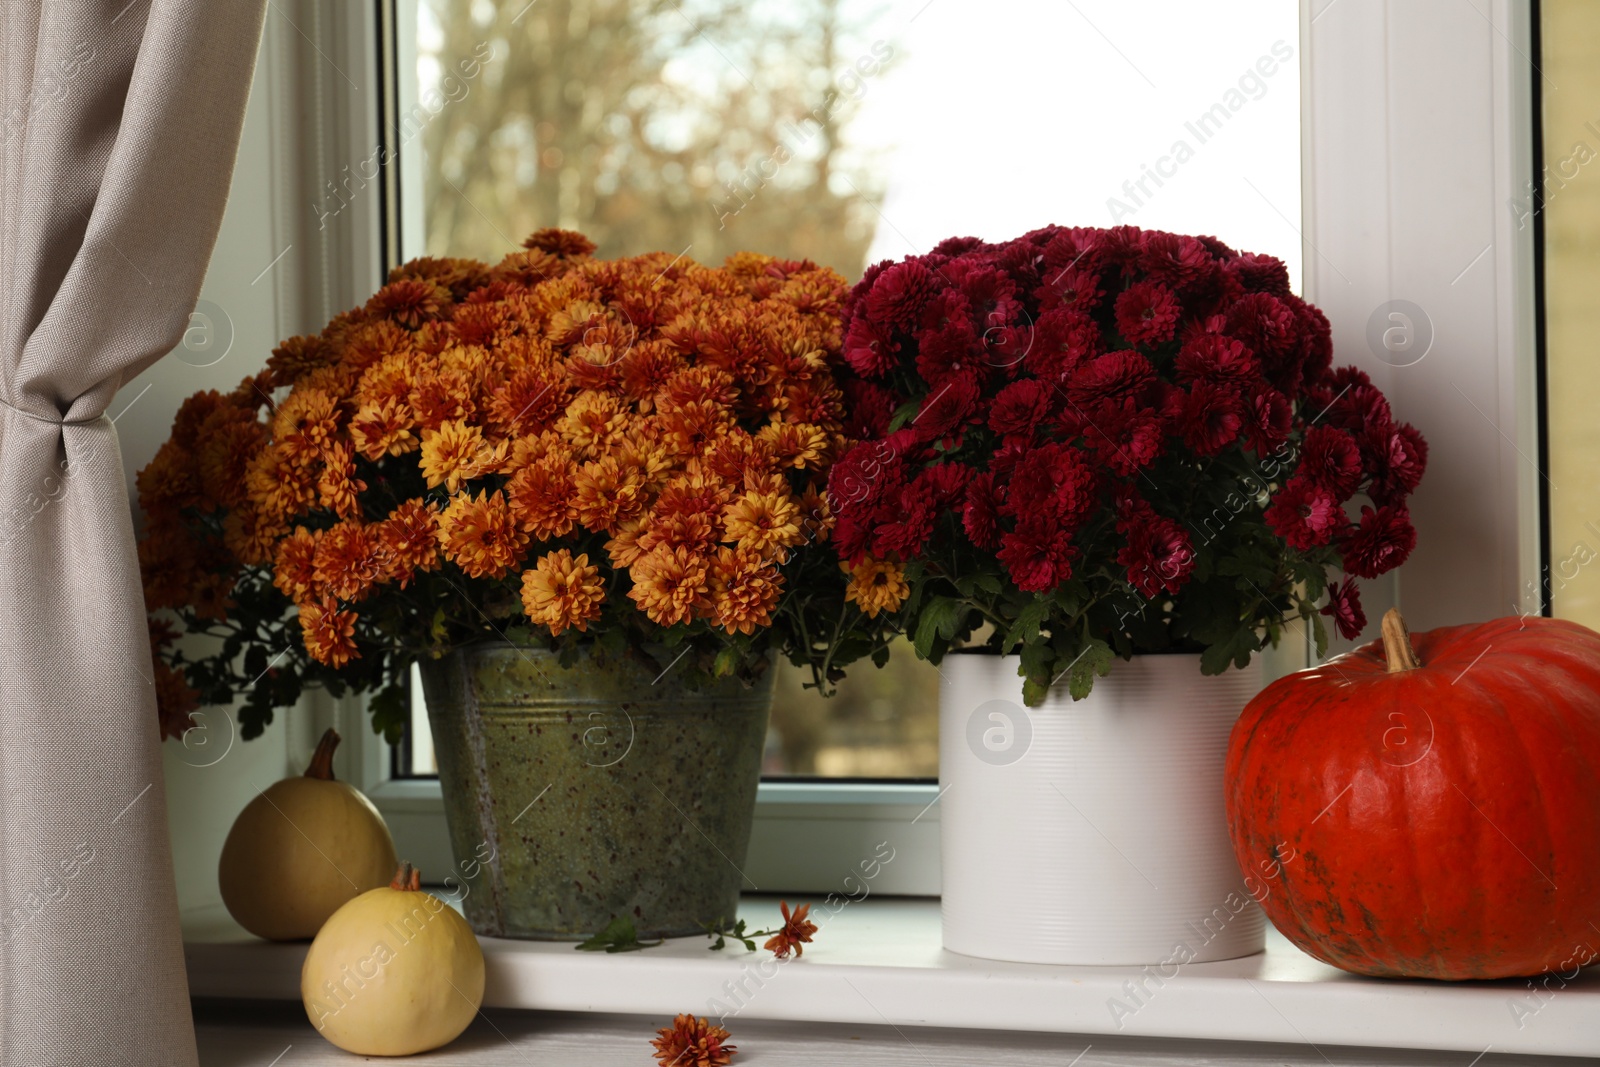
left=0, top=1, right=265, bottom=1062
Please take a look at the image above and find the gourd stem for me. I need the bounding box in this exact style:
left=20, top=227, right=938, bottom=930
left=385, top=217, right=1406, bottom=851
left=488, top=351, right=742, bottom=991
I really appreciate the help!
left=1380, top=608, right=1422, bottom=672
left=304, top=728, right=340, bottom=781
left=390, top=862, right=421, bottom=891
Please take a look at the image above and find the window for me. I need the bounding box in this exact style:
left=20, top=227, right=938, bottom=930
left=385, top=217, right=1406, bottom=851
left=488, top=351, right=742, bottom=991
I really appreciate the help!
left=386, top=0, right=1303, bottom=788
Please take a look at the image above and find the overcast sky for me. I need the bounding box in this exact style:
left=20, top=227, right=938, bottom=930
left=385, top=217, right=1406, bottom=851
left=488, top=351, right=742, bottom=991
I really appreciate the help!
left=848, top=0, right=1303, bottom=289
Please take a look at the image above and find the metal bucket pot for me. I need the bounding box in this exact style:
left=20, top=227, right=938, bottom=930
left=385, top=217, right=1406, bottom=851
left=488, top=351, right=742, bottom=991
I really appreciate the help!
left=419, top=642, right=773, bottom=940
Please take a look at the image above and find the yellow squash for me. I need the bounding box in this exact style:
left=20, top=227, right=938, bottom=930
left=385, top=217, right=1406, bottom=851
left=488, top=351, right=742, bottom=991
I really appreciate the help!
left=301, top=863, right=485, bottom=1056
left=218, top=728, right=397, bottom=940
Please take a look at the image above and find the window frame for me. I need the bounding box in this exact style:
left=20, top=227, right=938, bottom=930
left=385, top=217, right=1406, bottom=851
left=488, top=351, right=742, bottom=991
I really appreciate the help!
left=328, top=0, right=1544, bottom=896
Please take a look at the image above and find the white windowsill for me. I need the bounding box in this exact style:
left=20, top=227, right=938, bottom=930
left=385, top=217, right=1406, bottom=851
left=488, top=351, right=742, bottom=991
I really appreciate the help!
left=184, top=895, right=1597, bottom=1059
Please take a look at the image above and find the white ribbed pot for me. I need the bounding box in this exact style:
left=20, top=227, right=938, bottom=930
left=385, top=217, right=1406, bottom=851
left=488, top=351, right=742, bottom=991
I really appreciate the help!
left=939, top=650, right=1264, bottom=965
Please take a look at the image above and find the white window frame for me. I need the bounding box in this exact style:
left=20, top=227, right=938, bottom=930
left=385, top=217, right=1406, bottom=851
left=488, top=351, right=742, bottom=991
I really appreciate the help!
left=322, top=0, right=1543, bottom=897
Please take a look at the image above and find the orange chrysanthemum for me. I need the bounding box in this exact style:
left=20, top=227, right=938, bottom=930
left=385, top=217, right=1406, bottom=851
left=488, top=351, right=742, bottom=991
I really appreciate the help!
left=271, top=388, right=341, bottom=463
left=349, top=397, right=417, bottom=460
left=376, top=498, right=441, bottom=587
left=573, top=455, right=646, bottom=533
left=436, top=490, right=529, bottom=579
left=222, top=505, right=288, bottom=567
left=650, top=1015, right=735, bottom=1067
left=505, top=458, right=578, bottom=539
left=312, top=520, right=383, bottom=603
left=316, top=441, right=367, bottom=519
left=419, top=419, right=506, bottom=492
left=842, top=557, right=909, bottom=618
left=710, top=548, right=782, bottom=635
left=557, top=392, right=626, bottom=459
left=628, top=545, right=712, bottom=627
left=366, top=277, right=448, bottom=329
left=520, top=550, right=605, bottom=636
left=273, top=526, right=321, bottom=605
left=722, top=488, right=803, bottom=559
left=246, top=447, right=316, bottom=521
left=762, top=900, right=817, bottom=959
left=299, top=598, right=359, bottom=668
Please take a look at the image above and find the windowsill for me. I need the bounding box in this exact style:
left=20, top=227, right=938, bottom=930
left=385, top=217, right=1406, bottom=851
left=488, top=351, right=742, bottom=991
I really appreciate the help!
left=184, top=895, right=1596, bottom=1059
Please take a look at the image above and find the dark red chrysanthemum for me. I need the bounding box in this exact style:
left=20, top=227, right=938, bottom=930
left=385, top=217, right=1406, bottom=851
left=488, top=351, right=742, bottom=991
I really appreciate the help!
left=1181, top=382, right=1243, bottom=457
left=1299, top=425, right=1364, bottom=500
left=840, top=380, right=900, bottom=441
left=1038, top=266, right=1105, bottom=315
left=1340, top=504, right=1417, bottom=579
left=916, top=462, right=972, bottom=509
left=1080, top=399, right=1168, bottom=477
left=989, top=379, right=1053, bottom=437
left=1006, top=442, right=1098, bottom=526
left=1229, top=252, right=1292, bottom=296
left=1243, top=384, right=1292, bottom=455
left=842, top=315, right=901, bottom=378
left=911, top=371, right=981, bottom=442
left=1066, top=349, right=1156, bottom=406
left=864, top=260, right=942, bottom=332
left=1114, top=280, right=1181, bottom=346
left=1119, top=513, right=1196, bottom=598
left=962, top=471, right=1003, bottom=549
left=1175, top=334, right=1256, bottom=387
left=1364, top=422, right=1429, bottom=505
left=1264, top=475, right=1345, bottom=551
left=1321, top=579, right=1366, bottom=640
left=1023, top=308, right=1101, bottom=381
left=998, top=514, right=1077, bottom=593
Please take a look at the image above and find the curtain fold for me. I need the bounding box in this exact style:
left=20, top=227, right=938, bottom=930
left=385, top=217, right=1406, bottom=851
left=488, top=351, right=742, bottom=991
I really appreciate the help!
left=0, top=1, right=266, bottom=1062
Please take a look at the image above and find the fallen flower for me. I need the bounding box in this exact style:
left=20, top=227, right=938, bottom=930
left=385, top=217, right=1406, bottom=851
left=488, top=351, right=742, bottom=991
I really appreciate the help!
left=761, top=900, right=817, bottom=959
left=650, top=1013, right=736, bottom=1066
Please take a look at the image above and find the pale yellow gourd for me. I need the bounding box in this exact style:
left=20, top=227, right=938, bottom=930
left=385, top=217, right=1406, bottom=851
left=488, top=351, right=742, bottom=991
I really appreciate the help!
left=301, top=863, right=485, bottom=1056
left=218, top=728, right=397, bottom=940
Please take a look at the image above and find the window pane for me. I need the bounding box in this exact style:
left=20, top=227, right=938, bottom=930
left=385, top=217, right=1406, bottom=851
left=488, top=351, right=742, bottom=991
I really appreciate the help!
left=398, top=0, right=1300, bottom=778
left=1541, top=1, right=1600, bottom=627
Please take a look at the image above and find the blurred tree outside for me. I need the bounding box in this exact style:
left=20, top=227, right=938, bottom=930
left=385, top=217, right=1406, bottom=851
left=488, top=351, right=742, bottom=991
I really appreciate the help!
left=411, top=0, right=937, bottom=777
left=418, top=0, right=889, bottom=276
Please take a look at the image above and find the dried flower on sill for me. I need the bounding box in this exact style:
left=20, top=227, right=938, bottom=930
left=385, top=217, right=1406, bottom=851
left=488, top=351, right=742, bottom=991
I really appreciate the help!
left=703, top=900, right=818, bottom=958
left=650, top=1013, right=736, bottom=1066
left=763, top=900, right=817, bottom=959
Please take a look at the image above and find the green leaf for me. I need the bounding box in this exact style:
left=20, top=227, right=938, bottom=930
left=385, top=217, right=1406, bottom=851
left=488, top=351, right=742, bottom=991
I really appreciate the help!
left=1310, top=610, right=1330, bottom=661
left=1002, top=598, right=1050, bottom=652
left=871, top=644, right=891, bottom=669
left=575, top=916, right=662, bottom=953
left=887, top=399, right=921, bottom=433
left=712, top=647, right=740, bottom=678
left=1021, top=676, right=1049, bottom=706
left=1199, top=624, right=1262, bottom=676
left=1067, top=637, right=1115, bottom=701
left=913, top=597, right=961, bottom=660
left=369, top=679, right=409, bottom=745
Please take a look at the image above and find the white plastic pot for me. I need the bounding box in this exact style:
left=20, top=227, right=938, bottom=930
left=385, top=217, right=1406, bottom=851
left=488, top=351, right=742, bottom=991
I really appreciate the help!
left=938, top=650, right=1265, bottom=965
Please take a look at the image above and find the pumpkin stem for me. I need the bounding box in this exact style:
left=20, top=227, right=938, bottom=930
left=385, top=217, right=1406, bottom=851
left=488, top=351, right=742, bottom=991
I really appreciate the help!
left=390, top=862, right=421, bottom=892
left=303, top=727, right=341, bottom=780
left=1380, top=608, right=1422, bottom=672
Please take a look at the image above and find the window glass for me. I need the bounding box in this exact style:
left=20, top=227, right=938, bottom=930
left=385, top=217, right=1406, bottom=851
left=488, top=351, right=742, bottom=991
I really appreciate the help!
left=397, top=0, right=1300, bottom=777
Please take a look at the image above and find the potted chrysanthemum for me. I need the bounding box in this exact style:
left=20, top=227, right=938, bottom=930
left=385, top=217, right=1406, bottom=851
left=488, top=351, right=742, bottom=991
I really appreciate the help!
left=826, top=225, right=1426, bottom=965
left=139, top=230, right=881, bottom=940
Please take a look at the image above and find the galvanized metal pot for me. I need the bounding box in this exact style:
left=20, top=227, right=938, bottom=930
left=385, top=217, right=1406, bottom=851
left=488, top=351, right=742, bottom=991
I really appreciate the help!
left=418, top=642, right=773, bottom=940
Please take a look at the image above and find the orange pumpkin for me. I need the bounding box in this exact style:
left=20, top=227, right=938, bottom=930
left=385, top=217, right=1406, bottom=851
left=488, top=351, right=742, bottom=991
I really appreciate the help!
left=1225, top=609, right=1600, bottom=979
